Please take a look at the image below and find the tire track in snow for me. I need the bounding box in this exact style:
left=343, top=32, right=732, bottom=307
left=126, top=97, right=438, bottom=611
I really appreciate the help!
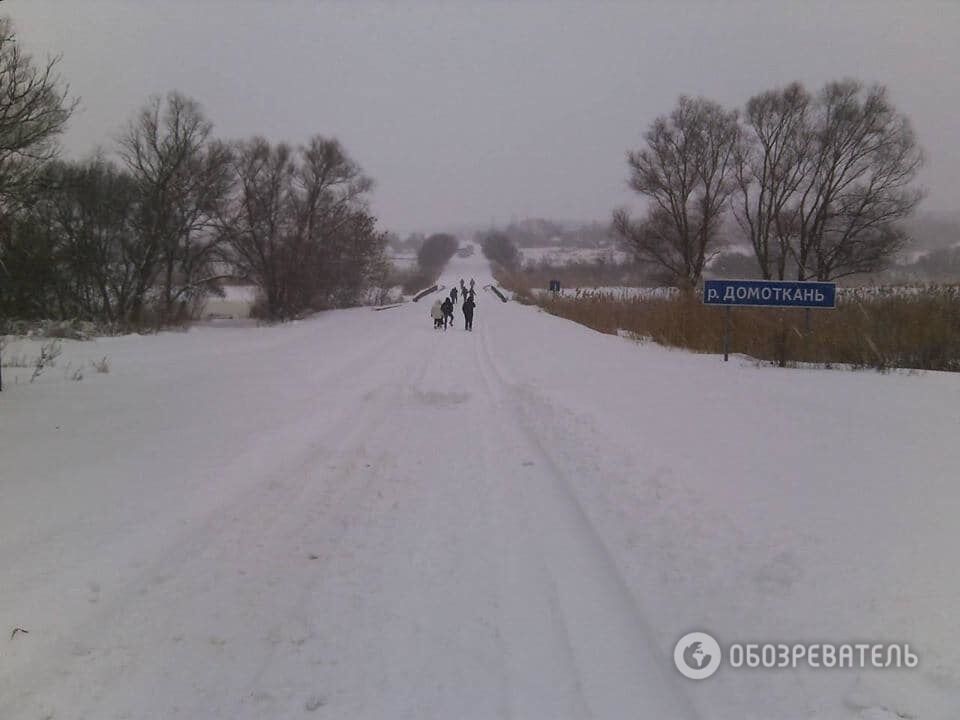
left=292, top=328, right=513, bottom=719
left=471, top=336, right=593, bottom=719
left=473, top=315, right=699, bottom=719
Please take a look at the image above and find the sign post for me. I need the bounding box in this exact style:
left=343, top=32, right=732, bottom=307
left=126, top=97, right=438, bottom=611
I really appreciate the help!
left=723, top=306, right=731, bottom=362
left=703, top=279, right=837, bottom=362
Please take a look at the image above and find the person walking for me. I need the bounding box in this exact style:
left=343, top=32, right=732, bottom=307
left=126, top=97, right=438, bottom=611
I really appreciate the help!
left=450, top=287, right=458, bottom=304
left=430, top=299, right=444, bottom=329
left=441, top=296, right=454, bottom=329
left=462, top=294, right=475, bottom=331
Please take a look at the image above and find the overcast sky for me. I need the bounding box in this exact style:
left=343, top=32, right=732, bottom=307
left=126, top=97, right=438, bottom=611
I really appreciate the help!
left=10, top=1, right=960, bottom=235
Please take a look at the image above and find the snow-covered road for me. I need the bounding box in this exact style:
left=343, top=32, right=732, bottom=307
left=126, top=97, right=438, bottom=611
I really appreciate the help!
left=2, top=249, right=959, bottom=719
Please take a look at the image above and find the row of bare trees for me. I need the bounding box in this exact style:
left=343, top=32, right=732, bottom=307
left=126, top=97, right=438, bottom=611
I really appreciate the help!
left=0, top=19, right=387, bottom=326
left=614, top=79, right=924, bottom=287
left=221, top=135, right=386, bottom=320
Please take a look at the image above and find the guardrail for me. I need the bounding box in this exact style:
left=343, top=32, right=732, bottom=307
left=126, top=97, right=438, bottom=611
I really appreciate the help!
left=484, top=284, right=508, bottom=303
left=412, top=284, right=445, bottom=302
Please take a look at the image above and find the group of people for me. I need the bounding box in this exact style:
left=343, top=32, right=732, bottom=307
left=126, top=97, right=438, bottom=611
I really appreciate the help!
left=431, top=278, right=477, bottom=331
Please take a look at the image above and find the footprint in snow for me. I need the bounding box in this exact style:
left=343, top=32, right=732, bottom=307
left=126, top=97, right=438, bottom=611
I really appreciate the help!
left=413, top=389, right=471, bottom=407
left=754, top=550, right=803, bottom=593
left=305, top=694, right=327, bottom=712
left=845, top=678, right=916, bottom=719
left=250, top=690, right=275, bottom=705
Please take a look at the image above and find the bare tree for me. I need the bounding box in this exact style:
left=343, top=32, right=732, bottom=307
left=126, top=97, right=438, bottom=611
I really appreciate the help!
left=314, top=208, right=388, bottom=308
left=733, top=82, right=812, bottom=279
left=794, top=80, right=923, bottom=280
left=418, top=233, right=459, bottom=273
left=0, top=158, right=162, bottom=325
left=119, top=92, right=231, bottom=324
left=736, top=80, right=923, bottom=281
left=220, top=135, right=382, bottom=320
left=0, top=193, right=64, bottom=318
left=614, top=96, right=739, bottom=288
left=292, top=136, right=377, bottom=310
left=479, top=232, right=520, bottom=272
left=44, top=158, right=142, bottom=323
left=0, top=16, right=75, bottom=330
left=220, top=137, right=295, bottom=319
left=0, top=17, right=76, bottom=208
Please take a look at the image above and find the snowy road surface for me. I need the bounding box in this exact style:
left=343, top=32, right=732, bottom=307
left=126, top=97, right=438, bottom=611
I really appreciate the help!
left=2, top=249, right=959, bottom=719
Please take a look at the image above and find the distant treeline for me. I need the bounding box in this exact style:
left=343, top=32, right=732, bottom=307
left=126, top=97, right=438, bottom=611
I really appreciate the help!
left=709, top=244, right=960, bottom=284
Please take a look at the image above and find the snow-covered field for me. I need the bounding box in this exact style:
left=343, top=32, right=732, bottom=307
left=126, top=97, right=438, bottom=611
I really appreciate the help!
left=532, top=283, right=960, bottom=303
left=2, top=250, right=958, bottom=719
left=200, top=283, right=407, bottom=321
left=837, top=283, right=960, bottom=299
left=521, top=246, right=630, bottom=266
left=203, top=284, right=259, bottom=319
left=388, top=253, right=418, bottom=269
left=532, top=285, right=681, bottom=299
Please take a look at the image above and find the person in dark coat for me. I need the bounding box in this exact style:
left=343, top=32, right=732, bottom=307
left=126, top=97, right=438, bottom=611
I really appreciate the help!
left=462, top=295, right=475, bottom=331
left=441, top=297, right=454, bottom=329
left=450, top=287, right=458, bottom=304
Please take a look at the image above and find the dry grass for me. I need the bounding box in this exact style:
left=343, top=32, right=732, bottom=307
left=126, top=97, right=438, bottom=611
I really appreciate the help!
left=516, top=282, right=960, bottom=372
left=29, top=340, right=63, bottom=382
left=497, top=271, right=538, bottom=305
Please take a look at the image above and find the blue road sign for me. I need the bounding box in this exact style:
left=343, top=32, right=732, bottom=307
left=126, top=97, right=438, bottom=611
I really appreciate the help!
left=703, top=279, right=837, bottom=309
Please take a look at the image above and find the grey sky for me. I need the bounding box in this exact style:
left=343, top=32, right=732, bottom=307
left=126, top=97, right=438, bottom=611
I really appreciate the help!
left=10, top=1, right=960, bottom=235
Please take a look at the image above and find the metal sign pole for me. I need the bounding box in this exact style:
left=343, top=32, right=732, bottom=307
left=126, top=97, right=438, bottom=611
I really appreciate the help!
left=723, top=305, right=731, bottom=362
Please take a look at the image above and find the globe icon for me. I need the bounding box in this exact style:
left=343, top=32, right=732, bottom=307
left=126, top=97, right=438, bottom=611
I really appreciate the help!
left=674, top=632, right=722, bottom=679
left=683, top=641, right=712, bottom=670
